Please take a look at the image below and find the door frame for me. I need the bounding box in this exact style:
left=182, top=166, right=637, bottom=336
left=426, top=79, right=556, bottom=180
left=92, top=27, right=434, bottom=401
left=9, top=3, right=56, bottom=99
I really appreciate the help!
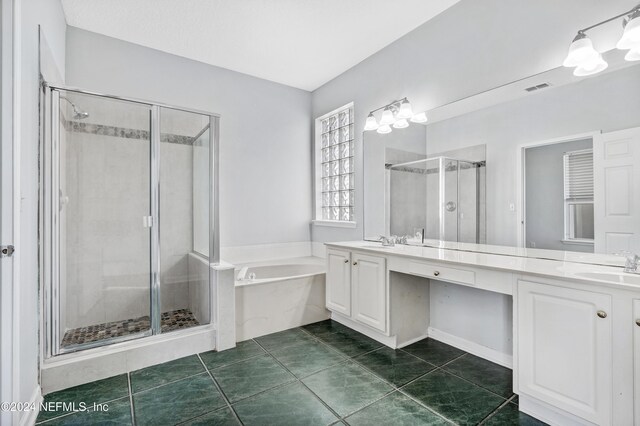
left=516, top=131, right=600, bottom=249
left=0, top=0, right=18, bottom=423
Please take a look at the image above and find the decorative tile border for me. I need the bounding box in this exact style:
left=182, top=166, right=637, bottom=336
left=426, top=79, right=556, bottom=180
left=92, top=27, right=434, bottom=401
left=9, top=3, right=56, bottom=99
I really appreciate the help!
left=64, top=119, right=203, bottom=145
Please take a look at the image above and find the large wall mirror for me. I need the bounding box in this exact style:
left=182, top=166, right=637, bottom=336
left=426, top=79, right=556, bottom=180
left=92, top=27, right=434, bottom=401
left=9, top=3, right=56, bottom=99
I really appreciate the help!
left=363, top=49, right=640, bottom=267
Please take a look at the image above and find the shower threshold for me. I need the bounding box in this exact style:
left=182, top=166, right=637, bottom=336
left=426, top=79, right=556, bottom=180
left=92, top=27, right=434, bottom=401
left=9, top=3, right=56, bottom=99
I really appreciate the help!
left=60, top=309, right=200, bottom=348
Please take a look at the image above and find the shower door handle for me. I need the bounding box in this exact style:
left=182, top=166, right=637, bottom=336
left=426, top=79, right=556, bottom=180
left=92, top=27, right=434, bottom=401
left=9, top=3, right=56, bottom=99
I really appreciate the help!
left=143, top=216, right=154, bottom=228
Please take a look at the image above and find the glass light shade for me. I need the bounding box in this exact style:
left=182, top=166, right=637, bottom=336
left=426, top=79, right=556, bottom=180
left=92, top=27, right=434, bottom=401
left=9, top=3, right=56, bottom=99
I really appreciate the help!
left=396, top=99, right=413, bottom=119
left=563, top=35, right=599, bottom=67
left=364, top=113, right=379, bottom=131
left=379, top=107, right=395, bottom=126
left=410, top=111, right=428, bottom=123
left=617, top=13, right=640, bottom=50
left=376, top=124, right=392, bottom=134
left=625, top=48, right=640, bottom=61
left=393, top=119, right=409, bottom=129
left=573, top=54, right=608, bottom=76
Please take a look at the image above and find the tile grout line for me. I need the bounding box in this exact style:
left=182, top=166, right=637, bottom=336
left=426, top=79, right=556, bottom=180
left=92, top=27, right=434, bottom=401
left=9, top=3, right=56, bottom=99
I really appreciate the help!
left=477, top=394, right=514, bottom=425
left=298, top=324, right=464, bottom=424
left=197, top=354, right=244, bottom=426
left=258, top=329, right=452, bottom=425
left=129, top=369, right=210, bottom=395
left=127, top=372, right=136, bottom=426
left=252, top=337, right=344, bottom=423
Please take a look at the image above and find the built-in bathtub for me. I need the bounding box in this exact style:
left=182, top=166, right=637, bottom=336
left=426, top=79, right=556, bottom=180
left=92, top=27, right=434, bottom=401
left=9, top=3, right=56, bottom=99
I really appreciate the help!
left=235, top=257, right=329, bottom=341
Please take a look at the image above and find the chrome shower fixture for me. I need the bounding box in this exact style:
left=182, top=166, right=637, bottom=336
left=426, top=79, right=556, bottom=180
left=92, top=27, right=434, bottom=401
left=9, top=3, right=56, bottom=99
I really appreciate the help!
left=60, top=96, right=90, bottom=120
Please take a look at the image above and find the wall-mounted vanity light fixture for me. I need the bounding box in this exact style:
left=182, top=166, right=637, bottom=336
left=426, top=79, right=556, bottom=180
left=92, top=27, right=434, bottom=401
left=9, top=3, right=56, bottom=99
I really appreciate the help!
left=563, top=4, right=640, bottom=76
left=364, top=98, right=427, bottom=135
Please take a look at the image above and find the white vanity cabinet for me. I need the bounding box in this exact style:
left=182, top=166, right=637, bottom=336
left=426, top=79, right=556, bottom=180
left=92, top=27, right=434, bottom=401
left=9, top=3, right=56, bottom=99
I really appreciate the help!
left=325, top=248, right=387, bottom=333
left=351, top=252, right=386, bottom=332
left=516, top=279, right=612, bottom=425
left=325, top=248, right=352, bottom=316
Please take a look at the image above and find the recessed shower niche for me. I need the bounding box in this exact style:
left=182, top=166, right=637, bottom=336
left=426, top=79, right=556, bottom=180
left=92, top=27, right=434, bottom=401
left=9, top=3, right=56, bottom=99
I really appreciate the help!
left=41, top=85, right=219, bottom=356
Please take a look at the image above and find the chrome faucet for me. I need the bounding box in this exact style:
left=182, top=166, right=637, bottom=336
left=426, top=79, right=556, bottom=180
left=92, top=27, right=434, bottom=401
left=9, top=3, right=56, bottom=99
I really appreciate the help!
left=624, top=253, right=640, bottom=274
left=379, top=235, right=396, bottom=247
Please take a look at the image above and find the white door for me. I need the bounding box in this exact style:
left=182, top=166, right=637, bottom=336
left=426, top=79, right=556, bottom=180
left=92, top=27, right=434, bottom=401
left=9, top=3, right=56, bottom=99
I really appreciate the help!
left=593, top=127, right=640, bottom=254
left=326, top=248, right=351, bottom=316
left=634, top=299, right=640, bottom=426
left=351, top=252, right=386, bottom=332
left=517, top=280, right=612, bottom=425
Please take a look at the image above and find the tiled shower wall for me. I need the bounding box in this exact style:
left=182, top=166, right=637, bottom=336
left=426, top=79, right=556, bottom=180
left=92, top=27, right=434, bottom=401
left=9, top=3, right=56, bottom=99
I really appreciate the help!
left=62, top=106, right=205, bottom=330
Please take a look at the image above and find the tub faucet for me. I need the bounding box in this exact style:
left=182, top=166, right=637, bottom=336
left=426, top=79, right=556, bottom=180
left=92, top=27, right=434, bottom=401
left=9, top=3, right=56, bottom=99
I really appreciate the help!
left=624, top=253, right=640, bottom=274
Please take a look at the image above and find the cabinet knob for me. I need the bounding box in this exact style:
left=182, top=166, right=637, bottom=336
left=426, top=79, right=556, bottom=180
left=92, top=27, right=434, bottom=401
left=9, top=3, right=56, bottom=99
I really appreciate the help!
left=353, top=261, right=358, bottom=266
left=344, top=259, right=349, bottom=264
left=636, top=319, right=640, bottom=327
left=596, top=310, right=607, bottom=319
left=433, top=271, right=440, bottom=277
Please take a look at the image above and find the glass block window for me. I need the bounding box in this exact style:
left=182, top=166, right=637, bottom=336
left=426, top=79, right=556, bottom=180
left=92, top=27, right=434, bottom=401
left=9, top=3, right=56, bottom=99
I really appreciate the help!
left=317, top=104, right=354, bottom=222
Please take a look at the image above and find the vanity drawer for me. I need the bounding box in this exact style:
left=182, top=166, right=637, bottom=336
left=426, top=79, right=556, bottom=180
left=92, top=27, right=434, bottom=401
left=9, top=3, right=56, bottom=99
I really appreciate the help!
left=409, top=261, right=475, bottom=286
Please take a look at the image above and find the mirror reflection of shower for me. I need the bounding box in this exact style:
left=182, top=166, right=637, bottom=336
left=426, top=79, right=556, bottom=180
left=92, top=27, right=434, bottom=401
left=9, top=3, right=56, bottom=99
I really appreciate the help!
left=60, top=96, right=90, bottom=120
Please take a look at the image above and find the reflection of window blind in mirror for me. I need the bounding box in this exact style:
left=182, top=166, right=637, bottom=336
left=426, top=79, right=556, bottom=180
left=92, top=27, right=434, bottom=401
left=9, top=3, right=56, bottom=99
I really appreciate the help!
left=564, top=149, right=594, bottom=200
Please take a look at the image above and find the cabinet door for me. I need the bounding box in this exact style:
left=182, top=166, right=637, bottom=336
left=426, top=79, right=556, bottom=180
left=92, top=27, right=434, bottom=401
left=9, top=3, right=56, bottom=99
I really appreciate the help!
left=634, top=299, right=640, bottom=426
left=351, top=252, right=386, bottom=332
left=517, top=280, right=612, bottom=425
left=326, top=248, right=351, bottom=316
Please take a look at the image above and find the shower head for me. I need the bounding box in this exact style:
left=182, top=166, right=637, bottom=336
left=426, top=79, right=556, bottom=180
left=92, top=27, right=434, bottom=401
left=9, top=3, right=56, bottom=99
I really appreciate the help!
left=61, top=96, right=90, bottom=120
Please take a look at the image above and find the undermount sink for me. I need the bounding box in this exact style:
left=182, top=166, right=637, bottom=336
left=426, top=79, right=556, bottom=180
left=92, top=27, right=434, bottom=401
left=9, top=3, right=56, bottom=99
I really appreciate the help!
left=574, top=271, right=640, bottom=285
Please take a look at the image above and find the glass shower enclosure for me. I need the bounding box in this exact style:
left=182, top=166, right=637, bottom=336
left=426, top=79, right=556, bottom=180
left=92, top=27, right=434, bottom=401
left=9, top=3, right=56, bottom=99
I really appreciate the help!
left=388, top=156, right=485, bottom=243
left=41, top=84, right=219, bottom=356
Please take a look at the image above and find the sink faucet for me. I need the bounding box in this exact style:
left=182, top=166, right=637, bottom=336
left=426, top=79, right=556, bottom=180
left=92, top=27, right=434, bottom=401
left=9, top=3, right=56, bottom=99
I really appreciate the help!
left=624, top=253, right=640, bottom=273
left=379, top=235, right=396, bottom=247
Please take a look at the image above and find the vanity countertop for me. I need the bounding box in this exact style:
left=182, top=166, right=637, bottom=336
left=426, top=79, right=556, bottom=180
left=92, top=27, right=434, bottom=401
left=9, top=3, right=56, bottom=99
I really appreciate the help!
left=325, top=241, right=640, bottom=291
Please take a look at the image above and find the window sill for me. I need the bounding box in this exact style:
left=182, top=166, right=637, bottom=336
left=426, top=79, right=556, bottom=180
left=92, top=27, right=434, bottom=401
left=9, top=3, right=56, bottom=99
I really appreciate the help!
left=561, top=239, right=594, bottom=246
left=312, top=220, right=357, bottom=229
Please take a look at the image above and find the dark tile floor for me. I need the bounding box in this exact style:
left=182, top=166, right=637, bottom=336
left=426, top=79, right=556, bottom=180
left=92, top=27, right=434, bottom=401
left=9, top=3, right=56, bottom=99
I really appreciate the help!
left=38, top=319, right=547, bottom=425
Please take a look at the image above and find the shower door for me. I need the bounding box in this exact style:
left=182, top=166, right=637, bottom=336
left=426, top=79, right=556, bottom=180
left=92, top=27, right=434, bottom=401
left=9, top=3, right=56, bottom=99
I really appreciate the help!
left=47, top=88, right=154, bottom=353
left=43, top=86, right=219, bottom=356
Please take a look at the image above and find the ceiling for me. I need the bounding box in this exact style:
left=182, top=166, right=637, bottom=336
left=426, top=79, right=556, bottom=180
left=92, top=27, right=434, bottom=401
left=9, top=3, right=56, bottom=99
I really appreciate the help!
left=60, top=0, right=460, bottom=91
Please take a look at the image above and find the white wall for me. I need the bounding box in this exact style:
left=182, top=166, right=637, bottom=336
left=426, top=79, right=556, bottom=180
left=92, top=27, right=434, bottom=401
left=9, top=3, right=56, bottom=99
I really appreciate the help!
left=65, top=27, right=313, bottom=249
left=18, top=0, right=67, bottom=419
left=311, top=0, right=637, bottom=244
left=311, top=0, right=640, bottom=359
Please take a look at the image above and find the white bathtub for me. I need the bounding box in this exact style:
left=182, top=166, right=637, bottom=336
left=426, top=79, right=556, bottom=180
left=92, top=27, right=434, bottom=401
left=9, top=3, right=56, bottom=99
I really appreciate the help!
left=235, top=257, right=329, bottom=341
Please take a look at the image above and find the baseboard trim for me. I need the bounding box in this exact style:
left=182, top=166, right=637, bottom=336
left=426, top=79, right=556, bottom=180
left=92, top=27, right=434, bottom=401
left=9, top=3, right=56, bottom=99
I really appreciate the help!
left=519, top=394, right=593, bottom=426
left=427, top=327, right=513, bottom=369
left=19, top=385, right=42, bottom=426
left=330, top=313, right=397, bottom=348
left=396, top=333, right=430, bottom=349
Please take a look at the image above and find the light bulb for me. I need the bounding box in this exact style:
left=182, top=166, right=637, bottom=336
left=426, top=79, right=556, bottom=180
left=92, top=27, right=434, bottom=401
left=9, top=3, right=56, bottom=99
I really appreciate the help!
left=364, top=113, right=379, bottom=131
left=625, top=48, right=640, bottom=61
left=376, top=124, right=392, bottom=134
left=379, top=107, right=395, bottom=126
left=396, top=99, right=413, bottom=119
left=573, top=54, right=608, bottom=76
left=410, top=112, right=428, bottom=123
left=393, top=119, right=409, bottom=129
left=563, top=33, right=599, bottom=68
left=617, top=11, right=640, bottom=50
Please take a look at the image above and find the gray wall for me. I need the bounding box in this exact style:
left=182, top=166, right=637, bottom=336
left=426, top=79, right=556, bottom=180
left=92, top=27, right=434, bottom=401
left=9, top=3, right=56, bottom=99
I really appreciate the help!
left=310, top=0, right=640, bottom=358
left=19, top=0, right=67, bottom=417
left=525, top=139, right=593, bottom=252
left=311, top=0, right=636, bottom=244
left=65, top=27, right=313, bottom=248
